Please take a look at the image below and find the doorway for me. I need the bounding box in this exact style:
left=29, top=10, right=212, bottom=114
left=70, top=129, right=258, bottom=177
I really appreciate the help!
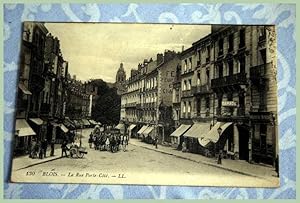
left=238, top=125, right=249, bottom=161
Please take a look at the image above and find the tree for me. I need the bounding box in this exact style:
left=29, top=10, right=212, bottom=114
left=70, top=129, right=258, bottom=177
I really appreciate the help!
left=91, top=81, right=120, bottom=125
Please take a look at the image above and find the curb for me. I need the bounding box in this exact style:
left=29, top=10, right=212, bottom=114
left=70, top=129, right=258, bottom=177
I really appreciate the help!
left=130, top=142, right=270, bottom=180
left=16, top=156, right=63, bottom=171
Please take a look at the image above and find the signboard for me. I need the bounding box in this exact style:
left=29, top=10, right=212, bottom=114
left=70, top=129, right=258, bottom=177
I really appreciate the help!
left=222, top=101, right=237, bottom=107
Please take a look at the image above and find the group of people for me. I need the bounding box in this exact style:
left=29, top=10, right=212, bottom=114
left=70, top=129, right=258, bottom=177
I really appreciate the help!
left=88, top=126, right=128, bottom=153
left=29, top=138, right=55, bottom=159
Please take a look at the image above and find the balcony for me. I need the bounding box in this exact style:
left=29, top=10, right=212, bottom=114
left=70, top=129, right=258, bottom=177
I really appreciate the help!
left=181, top=69, right=193, bottom=76
left=238, top=42, right=246, bottom=51
left=30, top=73, right=45, bottom=93
left=211, top=73, right=248, bottom=89
left=181, top=90, right=193, bottom=98
left=125, top=102, right=137, bottom=108
left=192, top=84, right=211, bottom=95
left=144, top=102, right=156, bottom=109
left=250, top=63, right=269, bottom=84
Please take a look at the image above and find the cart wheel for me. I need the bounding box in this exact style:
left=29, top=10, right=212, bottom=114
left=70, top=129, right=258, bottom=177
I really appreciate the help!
left=70, top=148, right=77, bottom=158
left=77, top=151, right=84, bottom=158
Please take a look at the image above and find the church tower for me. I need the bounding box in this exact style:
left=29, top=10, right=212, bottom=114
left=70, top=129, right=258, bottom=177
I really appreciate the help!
left=116, top=63, right=126, bottom=83
left=115, top=63, right=126, bottom=95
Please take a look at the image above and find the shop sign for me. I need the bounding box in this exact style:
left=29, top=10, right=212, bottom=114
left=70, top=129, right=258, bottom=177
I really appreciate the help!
left=222, top=101, right=237, bottom=107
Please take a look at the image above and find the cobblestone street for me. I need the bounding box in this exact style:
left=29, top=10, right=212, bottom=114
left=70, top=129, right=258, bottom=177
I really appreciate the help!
left=11, top=128, right=279, bottom=187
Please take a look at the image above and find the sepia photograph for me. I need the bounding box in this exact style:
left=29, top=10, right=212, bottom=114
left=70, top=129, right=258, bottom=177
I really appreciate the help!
left=10, top=22, right=279, bottom=187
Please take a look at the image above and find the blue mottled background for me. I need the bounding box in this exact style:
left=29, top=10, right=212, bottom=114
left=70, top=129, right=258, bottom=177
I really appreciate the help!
left=3, top=3, right=296, bottom=199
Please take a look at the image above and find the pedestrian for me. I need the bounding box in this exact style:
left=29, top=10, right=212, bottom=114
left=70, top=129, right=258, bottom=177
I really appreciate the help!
left=29, top=138, right=37, bottom=158
left=155, top=136, right=158, bottom=149
left=217, top=149, right=222, bottom=164
left=275, top=155, right=279, bottom=177
left=181, top=141, right=187, bottom=153
left=42, top=139, right=48, bottom=158
left=88, top=133, right=93, bottom=149
left=61, top=140, right=68, bottom=157
left=50, top=139, right=55, bottom=156
left=123, top=135, right=128, bottom=152
left=38, top=141, right=43, bottom=159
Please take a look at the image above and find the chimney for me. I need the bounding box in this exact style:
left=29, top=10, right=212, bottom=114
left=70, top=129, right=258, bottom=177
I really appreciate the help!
left=182, top=45, right=184, bottom=52
left=157, top=53, right=164, bottom=66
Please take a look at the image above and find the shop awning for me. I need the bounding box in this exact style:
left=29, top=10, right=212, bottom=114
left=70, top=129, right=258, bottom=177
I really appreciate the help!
left=143, top=126, right=154, bottom=136
left=170, top=124, right=191, bottom=137
left=59, top=124, right=69, bottom=133
left=15, top=119, right=36, bottom=137
left=129, top=124, right=137, bottom=131
left=115, top=123, right=125, bottom=130
left=205, top=122, right=233, bottom=143
left=137, top=125, right=148, bottom=134
left=183, top=123, right=211, bottom=138
left=89, top=120, right=97, bottom=125
left=29, top=118, right=44, bottom=125
left=50, top=122, right=59, bottom=127
left=82, top=119, right=90, bottom=126
left=18, top=83, right=32, bottom=95
left=64, top=119, right=75, bottom=129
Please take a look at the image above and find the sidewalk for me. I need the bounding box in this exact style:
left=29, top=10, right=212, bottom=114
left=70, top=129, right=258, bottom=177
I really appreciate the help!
left=12, top=144, right=64, bottom=171
left=129, top=138, right=278, bottom=180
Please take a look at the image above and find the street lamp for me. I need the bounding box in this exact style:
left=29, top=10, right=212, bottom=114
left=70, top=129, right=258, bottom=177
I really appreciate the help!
left=217, top=127, right=222, bottom=164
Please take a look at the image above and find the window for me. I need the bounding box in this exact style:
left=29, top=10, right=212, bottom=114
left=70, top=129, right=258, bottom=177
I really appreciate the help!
left=197, top=50, right=201, bottom=64
left=197, top=72, right=201, bottom=85
left=239, top=29, right=245, bottom=48
left=184, top=60, right=187, bottom=72
left=196, top=98, right=201, bottom=115
left=183, top=102, right=186, bottom=113
left=218, top=64, right=223, bottom=78
left=260, top=124, right=267, bottom=153
left=218, top=38, right=224, bottom=55
left=206, top=46, right=210, bottom=61
left=260, top=49, right=266, bottom=64
left=228, top=60, right=234, bottom=76
left=183, top=80, right=187, bottom=91
left=239, top=56, right=246, bottom=73
left=228, top=34, right=234, bottom=52
left=189, top=58, right=192, bottom=70
left=188, top=79, right=192, bottom=90
left=206, top=69, right=210, bottom=83
left=188, top=102, right=191, bottom=113
left=206, top=97, right=210, bottom=109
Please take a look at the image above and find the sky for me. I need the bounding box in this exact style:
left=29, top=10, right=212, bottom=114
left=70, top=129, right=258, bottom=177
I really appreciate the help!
left=45, top=23, right=211, bottom=83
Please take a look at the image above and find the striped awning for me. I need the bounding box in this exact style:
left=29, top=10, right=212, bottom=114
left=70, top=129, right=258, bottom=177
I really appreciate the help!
left=143, top=126, right=154, bottom=136
left=15, top=119, right=36, bottom=137
left=82, top=119, right=90, bottom=126
left=137, top=125, right=148, bottom=134
left=115, top=123, right=125, bottom=130
left=89, top=119, right=97, bottom=125
left=129, top=124, right=137, bottom=131
left=18, top=83, right=32, bottom=95
left=59, top=124, right=69, bottom=133
left=170, top=124, right=191, bottom=137
left=205, top=122, right=233, bottom=143
left=29, top=118, right=44, bottom=125
left=183, top=123, right=211, bottom=139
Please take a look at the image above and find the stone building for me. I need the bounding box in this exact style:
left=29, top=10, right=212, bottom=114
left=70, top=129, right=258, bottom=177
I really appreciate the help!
left=120, top=50, right=180, bottom=144
left=171, top=34, right=215, bottom=154
left=170, top=25, right=278, bottom=165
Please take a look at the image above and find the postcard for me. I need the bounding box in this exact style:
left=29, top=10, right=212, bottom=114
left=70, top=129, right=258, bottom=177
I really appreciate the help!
left=11, top=22, right=279, bottom=187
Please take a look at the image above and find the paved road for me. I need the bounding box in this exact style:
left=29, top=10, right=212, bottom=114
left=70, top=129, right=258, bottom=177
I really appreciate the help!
left=11, top=128, right=278, bottom=187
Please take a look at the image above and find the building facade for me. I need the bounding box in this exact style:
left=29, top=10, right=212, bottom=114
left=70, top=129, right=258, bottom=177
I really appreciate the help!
left=170, top=25, right=278, bottom=165
left=120, top=51, right=180, bottom=144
